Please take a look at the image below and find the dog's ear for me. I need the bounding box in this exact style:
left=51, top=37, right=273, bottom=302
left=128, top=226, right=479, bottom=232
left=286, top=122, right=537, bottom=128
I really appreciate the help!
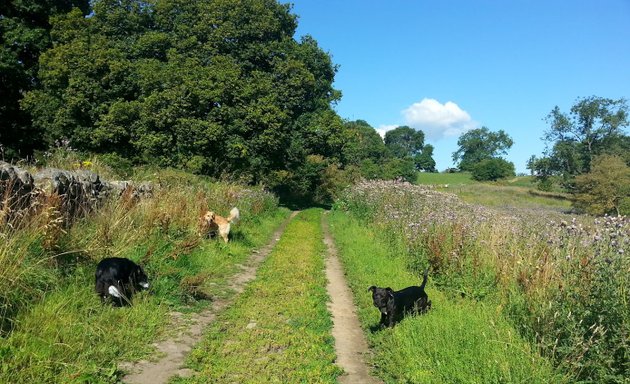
left=386, top=287, right=394, bottom=298
left=368, top=286, right=377, bottom=293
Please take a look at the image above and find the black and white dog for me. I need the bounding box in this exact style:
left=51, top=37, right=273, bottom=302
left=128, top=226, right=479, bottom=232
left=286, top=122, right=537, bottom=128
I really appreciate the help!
left=368, top=269, right=431, bottom=328
left=95, top=257, right=149, bottom=306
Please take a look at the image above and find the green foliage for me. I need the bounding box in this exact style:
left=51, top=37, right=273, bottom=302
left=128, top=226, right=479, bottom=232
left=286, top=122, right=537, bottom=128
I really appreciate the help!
left=574, top=154, right=630, bottom=215
left=470, top=157, right=515, bottom=181
left=384, top=125, right=424, bottom=158
left=341, top=120, right=388, bottom=165
left=384, top=126, right=436, bottom=172
left=452, top=127, right=513, bottom=171
left=0, top=0, right=90, bottom=159
left=414, top=143, right=436, bottom=172
left=22, top=0, right=342, bottom=196
left=533, top=96, right=630, bottom=190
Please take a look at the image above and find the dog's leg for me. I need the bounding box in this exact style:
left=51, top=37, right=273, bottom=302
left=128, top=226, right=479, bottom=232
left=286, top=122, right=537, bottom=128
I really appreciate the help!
left=386, top=314, right=396, bottom=328
left=379, top=312, right=387, bottom=328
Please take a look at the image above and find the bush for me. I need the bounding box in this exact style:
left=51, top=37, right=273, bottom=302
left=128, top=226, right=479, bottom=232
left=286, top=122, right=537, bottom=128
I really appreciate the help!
left=471, top=158, right=515, bottom=181
left=574, top=154, right=630, bottom=215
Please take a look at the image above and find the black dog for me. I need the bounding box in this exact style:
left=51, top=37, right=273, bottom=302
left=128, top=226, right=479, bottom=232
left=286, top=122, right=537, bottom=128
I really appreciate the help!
left=368, top=269, right=431, bottom=328
left=95, top=257, right=149, bottom=306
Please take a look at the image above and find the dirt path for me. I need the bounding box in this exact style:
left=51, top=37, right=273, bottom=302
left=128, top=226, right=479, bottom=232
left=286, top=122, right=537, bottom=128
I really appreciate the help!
left=121, top=211, right=299, bottom=384
left=322, top=213, right=383, bottom=384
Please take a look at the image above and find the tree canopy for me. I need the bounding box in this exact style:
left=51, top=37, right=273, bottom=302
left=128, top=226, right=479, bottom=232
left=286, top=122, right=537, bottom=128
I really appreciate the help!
left=452, top=127, right=513, bottom=171
left=384, top=126, right=436, bottom=172
left=529, top=96, right=629, bottom=190
left=0, top=0, right=90, bottom=159
left=21, top=0, right=343, bottom=187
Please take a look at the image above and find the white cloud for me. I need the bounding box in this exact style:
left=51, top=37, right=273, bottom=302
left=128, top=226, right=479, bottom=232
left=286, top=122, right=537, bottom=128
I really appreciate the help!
left=402, top=98, right=478, bottom=140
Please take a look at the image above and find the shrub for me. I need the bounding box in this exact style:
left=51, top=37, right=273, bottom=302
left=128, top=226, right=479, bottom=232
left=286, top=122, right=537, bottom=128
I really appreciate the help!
left=574, top=154, right=630, bottom=215
left=471, top=158, right=515, bottom=181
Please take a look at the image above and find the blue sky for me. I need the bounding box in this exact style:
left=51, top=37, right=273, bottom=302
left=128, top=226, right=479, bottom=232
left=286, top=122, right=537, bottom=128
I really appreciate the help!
left=286, top=1, right=630, bottom=173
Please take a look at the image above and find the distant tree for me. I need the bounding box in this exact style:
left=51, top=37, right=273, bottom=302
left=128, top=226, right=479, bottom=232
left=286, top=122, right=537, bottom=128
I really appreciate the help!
left=384, top=126, right=424, bottom=158
left=341, top=120, right=388, bottom=165
left=414, top=144, right=436, bottom=172
left=544, top=96, right=628, bottom=172
left=471, top=158, right=515, bottom=181
left=380, top=157, right=416, bottom=183
left=527, top=155, right=555, bottom=191
left=0, top=0, right=90, bottom=159
left=574, top=154, right=630, bottom=215
left=452, top=127, right=513, bottom=171
left=384, top=126, right=436, bottom=172
left=531, top=96, right=629, bottom=191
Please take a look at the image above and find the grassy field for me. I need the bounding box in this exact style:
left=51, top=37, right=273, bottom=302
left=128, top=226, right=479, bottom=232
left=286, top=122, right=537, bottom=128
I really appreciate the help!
left=0, top=162, right=289, bottom=383
left=416, top=172, right=572, bottom=213
left=416, top=171, right=476, bottom=186
left=327, top=211, right=563, bottom=384
left=177, top=209, right=341, bottom=383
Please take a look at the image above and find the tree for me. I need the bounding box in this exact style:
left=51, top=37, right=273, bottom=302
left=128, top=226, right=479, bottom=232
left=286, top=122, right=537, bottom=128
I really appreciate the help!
left=471, top=158, right=515, bottom=181
left=384, top=126, right=424, bottom=158
left=544, top=96, right=629, bottom=172
left=22, top=0, right=343, bottom=188
left=574, top=154, right=630, bottom=215
left=384, top=126, right=436, bottom=172
left=452, top=127, right=513, bottom=171
left=0, top=0, right=90, bottom=159
left=414, top=144, right=436, bottom=172
left=341, top=120, right=388, bottom=165
left=531, top=96, right=630, bottom=190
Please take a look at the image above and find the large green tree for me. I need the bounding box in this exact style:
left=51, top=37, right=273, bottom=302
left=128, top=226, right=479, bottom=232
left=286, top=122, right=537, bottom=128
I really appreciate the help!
left=341, top=119, right=387, bottom=165
left=22, top=0, right=342, bottom=186
left=384, top=125, right=436, bottom=172
left=529, top=96, right=629, bottom=189
left=452, top=127, right=513, bottom=171
left=0, top=0, right=90, bottom=159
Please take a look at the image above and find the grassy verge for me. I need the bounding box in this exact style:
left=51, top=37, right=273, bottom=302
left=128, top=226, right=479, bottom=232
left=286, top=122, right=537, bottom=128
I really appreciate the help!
left=0, top=183, right=289, bottom=383
left=327, top=211, right=565, bottom=384
left=176, top=209, right=341, bottom=384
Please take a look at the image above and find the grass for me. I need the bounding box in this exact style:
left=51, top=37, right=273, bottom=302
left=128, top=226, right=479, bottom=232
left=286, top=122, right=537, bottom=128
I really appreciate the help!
left=416, top=171, right=475, bottom=186
left=0, top=208, right=289, bottom=383
left=415, top=172, right=572, bottom=213
left=335, top=180, right=629, bottom=382
left=327, top=211, right=565, bottom=384
left=0, top=164, right=290, bottom=383
left=177, top=209, right=342, bottom=384
left=453, top=183, right=572, bottom=212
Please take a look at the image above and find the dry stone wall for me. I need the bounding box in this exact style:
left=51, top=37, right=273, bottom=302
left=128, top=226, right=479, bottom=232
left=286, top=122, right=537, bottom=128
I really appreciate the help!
left=0, top=161, right=152, bottom=226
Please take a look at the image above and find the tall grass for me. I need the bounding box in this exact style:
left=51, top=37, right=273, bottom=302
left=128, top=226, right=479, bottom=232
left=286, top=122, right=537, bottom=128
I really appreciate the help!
left=335, top=180, right=629, bottom=383
left=328, top=211, right=563, bottom=383
left=0, top=163, right=285, bottom=383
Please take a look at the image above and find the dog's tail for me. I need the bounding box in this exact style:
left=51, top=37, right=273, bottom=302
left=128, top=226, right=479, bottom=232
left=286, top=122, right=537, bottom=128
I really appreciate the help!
left=227, top=207, right=240, bottom=223
left=420, top=268, right=429, bottom=290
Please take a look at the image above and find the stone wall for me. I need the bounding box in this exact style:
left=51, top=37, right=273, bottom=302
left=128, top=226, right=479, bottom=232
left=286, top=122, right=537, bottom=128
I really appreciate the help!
left=0, top=162, right=152, bottom=226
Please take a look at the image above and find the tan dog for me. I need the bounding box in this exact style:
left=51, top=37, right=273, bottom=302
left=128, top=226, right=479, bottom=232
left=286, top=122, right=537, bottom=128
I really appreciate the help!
left=201, top=207, right=240, bottom=243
